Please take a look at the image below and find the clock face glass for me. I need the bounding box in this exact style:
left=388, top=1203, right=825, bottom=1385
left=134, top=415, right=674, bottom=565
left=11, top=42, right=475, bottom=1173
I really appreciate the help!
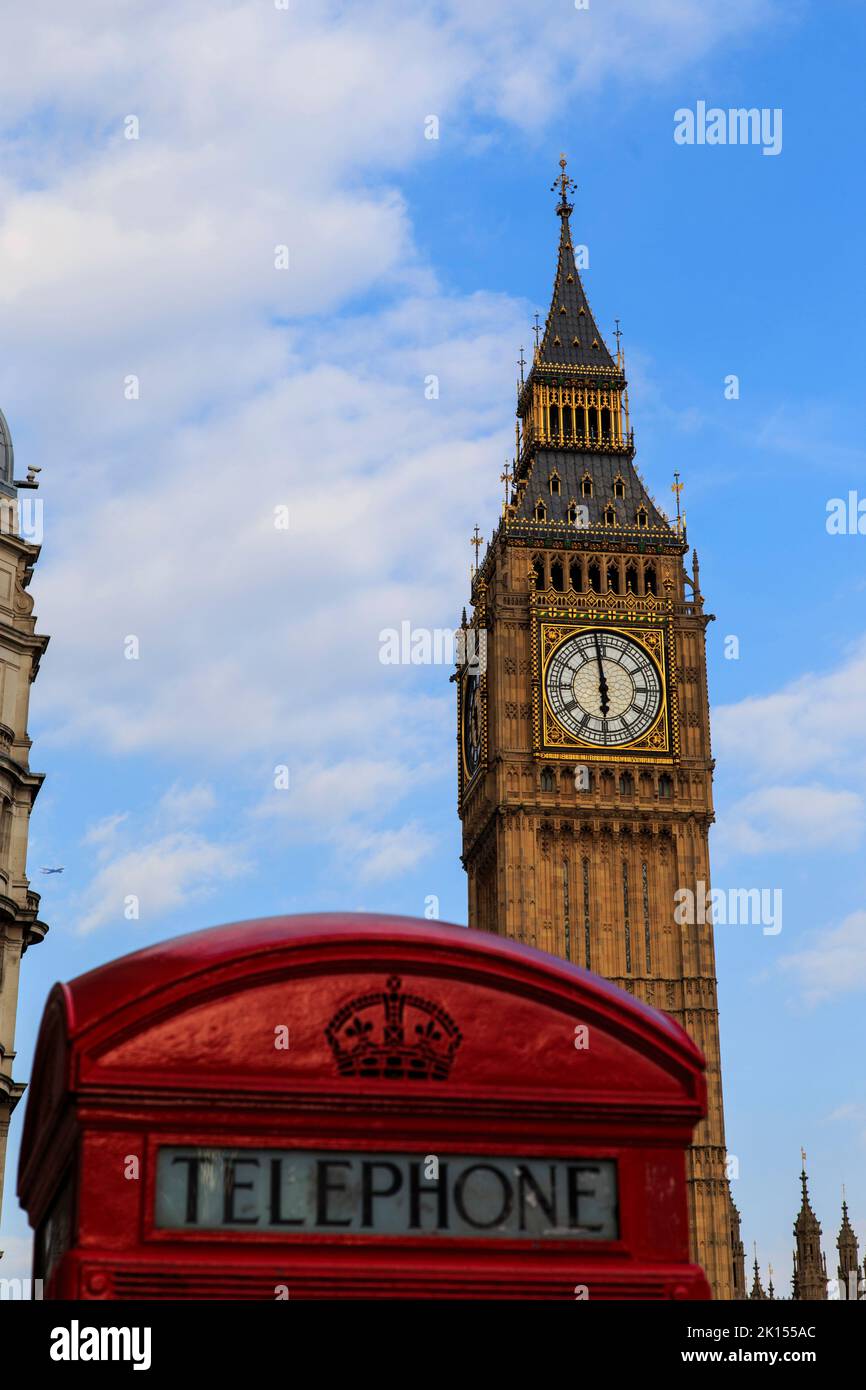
left=545, top=630, right=662, bottom=746
left=462, top=673, right=482, bottom=777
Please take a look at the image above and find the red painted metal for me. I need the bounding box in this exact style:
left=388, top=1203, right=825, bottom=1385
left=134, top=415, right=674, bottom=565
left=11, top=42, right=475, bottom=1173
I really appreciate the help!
left=18, top=913, right=711, bottom=1299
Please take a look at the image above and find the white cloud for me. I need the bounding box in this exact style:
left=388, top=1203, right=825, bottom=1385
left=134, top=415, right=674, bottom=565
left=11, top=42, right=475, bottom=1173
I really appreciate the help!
left=779, top=911, right=866, bottom=1006
left=347, top=822, right=437, bottom=883
left=0, top=0, right=784, bottom=879
left=82, top=811, right=129, bottom=847
left=75, top=830, right=250, bottom=935
left=715, top=785, right=865, bottom=857
left=158, top=782, right=216, bottom=826
left=714, top=639, right=866, bottom=782
left=713, top=641, right=866, bottom=862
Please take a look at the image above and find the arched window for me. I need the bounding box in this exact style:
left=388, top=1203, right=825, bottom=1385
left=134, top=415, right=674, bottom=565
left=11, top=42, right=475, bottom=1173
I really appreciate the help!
left=588, top=560, right=601, bottom=592
left=540, top=767, right=556, bottom=792
left=625, top=562, right=638, bottom=594
left=567, top=501, right=578, bottom=524
left=658, top=774, right=673, bottom=799
left=550, top=559, right=564, bottom=592
left=562, top=405, right=574, bottom=438
left=0, top=798, right=11, bottom=858
left=644, top=563, right=657, bottom=595
left=588, top=407, right=599, bottom=442
left=531, top=556, right=545, bottom=589
left=581, top=473, right=593, bottom=498
left=535, top=499, right=547, bottom=522
left=549, top=472, right=561, bottom=496
left=549, top=404, right=560, bottom=438
left=636, top=506, right=649, bottom=529
left=569, top=558, right=582, bottom=591
left=613, top=476, right=625, bottom=499
left=619, top=771, right=634, bottom=796
left=607, top=563, right=620, bottom=594
left=601, top=408, right=612, bottom=442
left=604, top=505, right=616, bottom=526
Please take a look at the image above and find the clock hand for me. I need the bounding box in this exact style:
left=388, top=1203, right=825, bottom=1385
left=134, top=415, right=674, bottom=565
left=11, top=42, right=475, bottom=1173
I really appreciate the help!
left=593, top=633, right=610, bottom=718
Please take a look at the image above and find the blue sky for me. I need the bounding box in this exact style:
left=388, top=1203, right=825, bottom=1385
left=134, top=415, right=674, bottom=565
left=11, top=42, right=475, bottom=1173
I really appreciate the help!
left=1, top=0, right=865, bottom=1291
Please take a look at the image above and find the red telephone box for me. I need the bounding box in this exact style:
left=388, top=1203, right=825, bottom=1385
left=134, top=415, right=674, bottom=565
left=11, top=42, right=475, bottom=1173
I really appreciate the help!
left=18, top=913, right=711, bottom=1299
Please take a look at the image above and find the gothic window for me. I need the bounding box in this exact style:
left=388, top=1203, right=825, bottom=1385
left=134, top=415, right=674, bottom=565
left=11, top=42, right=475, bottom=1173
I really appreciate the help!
left=535, top=499, right=547, bottom=522
left=581, top=474, right=593, bottom=498
left=588, top=560, right=601, bottom=592
left=531, top=555, right=545, bottom=589
left=550, top=558, right=564, bottom=592
left=569, top=558, right=582, bottom=591
left=588, top=407, right=599, bottom=442
left=562, top=405, right=574, bottom=438
left=619, top=771, right=634, bottom=796
left=549, top=404, right=560, bottom=437
left=644, top=563, right=657, bottom=595
left=549, top=472, right=561, bottom=496
left=636, top=505, right=649, bottom=528
left=567, top=501, right=578, bottom=524
left=540, top=767, right=556, bottom=792
left=607, top=563, right=620, bottom=593
left=625, top=562, right=638, bottom=594
left=613, top=475, right=625, bottom=499
left=658, top=774, right=673, bottom=799
left=601, top=408, right=612, bottom=442
left=604, top=505, right=616, bottom=526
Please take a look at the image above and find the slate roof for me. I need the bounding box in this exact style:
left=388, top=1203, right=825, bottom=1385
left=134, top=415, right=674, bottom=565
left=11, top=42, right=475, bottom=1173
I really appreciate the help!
left=514, top=449, right=672, bottom=533
left=537, top=204, right=617, bottom=372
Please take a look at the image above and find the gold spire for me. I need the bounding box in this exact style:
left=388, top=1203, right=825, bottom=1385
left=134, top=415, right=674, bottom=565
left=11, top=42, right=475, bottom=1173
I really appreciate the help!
left=470, top=524, right=482, bottom=573
left=550, top=152, right=577, bottom=216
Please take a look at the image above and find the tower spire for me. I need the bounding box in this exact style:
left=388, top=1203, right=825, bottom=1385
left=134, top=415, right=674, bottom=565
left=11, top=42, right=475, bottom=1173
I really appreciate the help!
left=837, top=1189, right=861, bottom=1299
left=792, top=1151, right=828, bottom=1300
left=749, top=1245, right=767, bottom=1300
left=534, top=155, right=616, bottom=371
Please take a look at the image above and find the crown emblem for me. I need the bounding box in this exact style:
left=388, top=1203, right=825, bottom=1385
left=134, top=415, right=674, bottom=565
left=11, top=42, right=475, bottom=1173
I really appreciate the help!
left=325, top=976, right=462, bottom=1081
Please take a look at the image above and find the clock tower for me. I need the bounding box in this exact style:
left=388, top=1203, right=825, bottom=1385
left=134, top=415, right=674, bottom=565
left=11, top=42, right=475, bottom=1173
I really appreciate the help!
left=456, top=160, right=735, bottom=1298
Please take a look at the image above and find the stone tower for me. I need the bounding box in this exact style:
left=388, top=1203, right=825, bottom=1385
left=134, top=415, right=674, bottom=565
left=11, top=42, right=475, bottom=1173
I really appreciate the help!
left=749, top=1250, right=767, bottom=1301
left=456, top=159, right=734, bottom=1297
left=0, top=405, right=48, bottom=1244
left=792, top=1155, right=828, bottom=1300
left=836, top=1194, right=862, bottom=1300
left=730, top=1198, right=747, bottom=1299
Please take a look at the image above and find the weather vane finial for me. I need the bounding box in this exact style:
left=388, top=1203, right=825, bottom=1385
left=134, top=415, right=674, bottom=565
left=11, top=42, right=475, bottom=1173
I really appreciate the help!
left=551, top=152, right=577, bottom=216
left=470, top=524, right=483, bottom=570
left=671, top=471, right=683, bottom=528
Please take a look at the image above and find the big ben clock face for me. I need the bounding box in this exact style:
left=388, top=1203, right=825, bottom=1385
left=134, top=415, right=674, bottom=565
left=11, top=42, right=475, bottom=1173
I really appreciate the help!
left=545, top=630, right=662, bottom=746
left=462, top=673, right=482, bottom=777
